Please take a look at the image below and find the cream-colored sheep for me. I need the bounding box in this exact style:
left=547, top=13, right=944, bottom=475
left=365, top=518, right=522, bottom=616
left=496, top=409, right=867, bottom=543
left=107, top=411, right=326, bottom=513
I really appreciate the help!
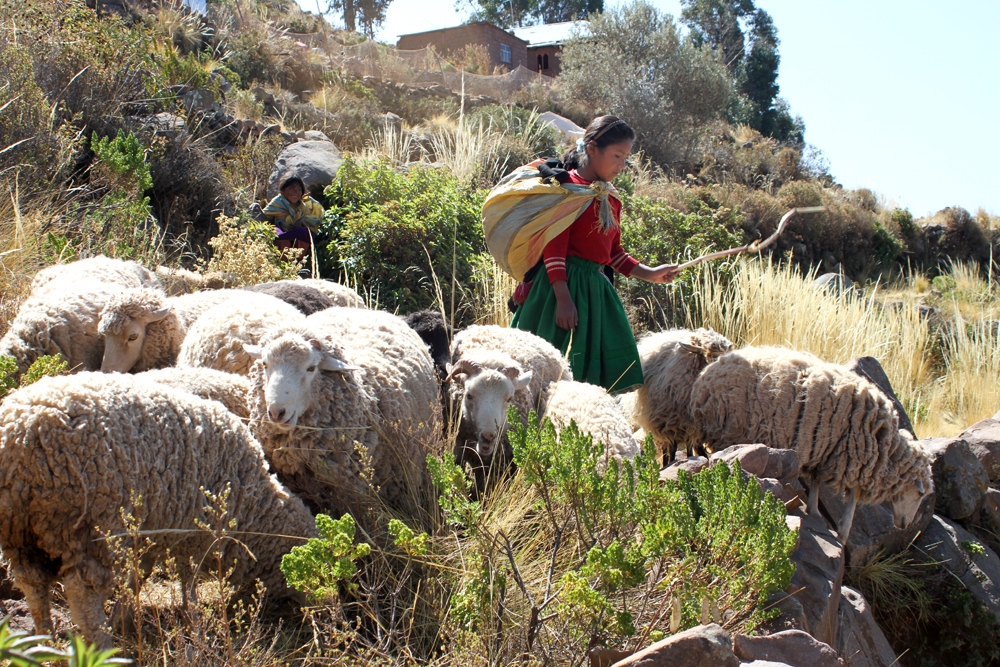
left=136, top=367, right=252, bottom=419
left=626, top=328, right=734, bottom=463
left=540, top=380, right=641, bottom=464
left=99, top=288, right=237, bottom=373
left=31, top=256, right=160, bottom=295
left=690, top=346, right=933, bottom=540
left=154, top=266, right=238, bottom=295
left=297, top=279, right=366, bottom=308
left=0, top=373, right=315, bottom=647
left=177, top=292, right=306, bottom=375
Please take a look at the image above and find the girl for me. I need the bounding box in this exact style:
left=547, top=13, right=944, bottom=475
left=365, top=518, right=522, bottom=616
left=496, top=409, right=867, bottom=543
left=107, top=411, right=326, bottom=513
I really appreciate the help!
left=511, top=115, right=680, bottom=393
left=263, top=176, right=325, bottom=256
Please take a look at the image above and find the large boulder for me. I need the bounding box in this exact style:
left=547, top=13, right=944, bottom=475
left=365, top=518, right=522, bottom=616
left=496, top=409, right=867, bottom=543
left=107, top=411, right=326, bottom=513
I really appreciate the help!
left=819, top=487, right=934, bottom=567
left=915, top=515, right=1000, bottom=619
left=844, top=357, right=913, bottom=434
left=659, top=456, right=708, bottom=482
left=609, top=624, right=739, bottom=667
left=788, top=511, right=845, bottom=646
left=813, top=273, right=854, bottom=296
left=733, top=629, right=843, bottom=667
left=921, top=437, right=989, bottom=520
left=710, top=444, right=800, bottom=481
left=957, top=419, right=1000, bottom=482
left=836, top=586, right=899, bottom=667
left=267, top=140, right=343, bottom=198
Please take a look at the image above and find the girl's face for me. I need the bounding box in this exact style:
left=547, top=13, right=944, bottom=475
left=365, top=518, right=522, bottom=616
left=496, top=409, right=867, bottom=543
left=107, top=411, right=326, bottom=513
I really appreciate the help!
left=282, top=184, right=304, bottom=205
left=588, top=139, right=633, bottom=182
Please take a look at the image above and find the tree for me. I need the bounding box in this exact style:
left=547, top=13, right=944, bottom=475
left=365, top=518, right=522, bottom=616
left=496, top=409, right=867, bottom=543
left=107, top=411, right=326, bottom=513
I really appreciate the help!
left=326, top=0, right=391, bottom=36
left=558, top=1, right=734, bottom=166
left=463, top=0, right=602, bottom=29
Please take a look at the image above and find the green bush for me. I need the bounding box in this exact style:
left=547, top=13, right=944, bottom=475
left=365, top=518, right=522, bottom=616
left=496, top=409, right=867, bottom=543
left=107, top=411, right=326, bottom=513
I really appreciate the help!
left=92, top=131, right=153, bottom=192
left=281, top=513, right=371, bottom=604
left=321, top=158, right=486, bottom=316
left=0, top=354, right=69, bottom=399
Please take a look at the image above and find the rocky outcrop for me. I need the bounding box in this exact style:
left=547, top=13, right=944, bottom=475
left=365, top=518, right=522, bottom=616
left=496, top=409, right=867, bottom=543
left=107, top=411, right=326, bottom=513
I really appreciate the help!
left=835, top=586, right=899, bottom=667
left=267, top=140, right=343, bottom=198
left=659, top=456, right=708, bottom=482
left=844, top=357, right=913, bottom=434
left=957, top=418, right=1000, bottom=482
left=609, top=624, right=739, bottom=667
left=788, top=512, right=845, bottom=646
left=915, top=515, right=1000, bottom=619
left=922, top=437, right=989, bottom=520
left=734, top=629, right=844, bottom=667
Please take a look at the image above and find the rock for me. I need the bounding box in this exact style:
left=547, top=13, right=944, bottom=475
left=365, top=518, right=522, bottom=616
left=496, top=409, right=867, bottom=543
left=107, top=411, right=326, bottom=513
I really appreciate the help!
left=980, top=488, right=1000, bottom=535
left=180, top=88, right=217, bottom=115
left=819, top=486, right=934, bottom=566
left=298, top=130, right=331, bottom=142
left=142, top=112, right=186, bottom=137
left=756, top=587, right=808, bottom=634
left=734, top=629, right=843, bottom=667
left=710, top=444, right=799, bottom=481
left=538, top=111, right=585, bottom=143
left=660, top=456, right=709, bottom=482
left=922, top=437, right=989, bottom=520
left=915, top=514, right=1000, bottom=618
left=844, top=357, right=914, bottom=434
left=590, top=648, right=633, bottom=667
left=267, top=140, right=342, bottom=199
left=372, top=112, right=403, bottom=134
left=957, top=419, right=1000, bottom=482
left=814, top=273, right=853, bottom=296
left=610, top=624, right=738, bottom=667
left=836, top=586, right=899, bottom=667
left=992, top=409, right=1000, bottom=421
left=759, top=477, right=801, bottom=505
left=0, top=599, right=71, bottom=635
left=788, top=511, right=845, bottom=645
left=741, top=662, right=794, bottom=667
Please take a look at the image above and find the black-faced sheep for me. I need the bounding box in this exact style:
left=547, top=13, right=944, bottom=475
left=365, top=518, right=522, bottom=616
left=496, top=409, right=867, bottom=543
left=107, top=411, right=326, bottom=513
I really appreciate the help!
left=624, top=328, right=734, bottom=463
left=689, top=346, right=933, bottom=540
left=243, top=281, right=334, bottom=315
left=0, top=373, right=316, bottom=646
left=98, top=288, right=236, bottom=373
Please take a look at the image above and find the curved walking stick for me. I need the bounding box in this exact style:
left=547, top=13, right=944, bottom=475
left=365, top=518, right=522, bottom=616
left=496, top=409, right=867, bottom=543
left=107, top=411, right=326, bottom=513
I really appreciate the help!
left=675, top=206, right=828, bottom=272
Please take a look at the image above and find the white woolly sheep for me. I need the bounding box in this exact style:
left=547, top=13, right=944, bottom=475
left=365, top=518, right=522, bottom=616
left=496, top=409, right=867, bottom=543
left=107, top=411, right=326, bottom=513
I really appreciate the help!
left=689, top=346, right=933, bottom=540
left=31, top=256, right=160, bottom=295
left=540, top=380, right=641, bottom=464
left=0, top=279, right=127, bottom=375
left=626, top=328, right=734, bottom=463
left=0, top=373, right=316, bottom=646
left=154, top=266, right=238, bottom=295
left=136, top=367, right=252, bottom=419
left=245, top=309, right=441, bottom=513
left=99, top=288, right=237, bottom=373
left=297, top=279, right=366, bottom=308
left=177, top=292, right=306, bottom=375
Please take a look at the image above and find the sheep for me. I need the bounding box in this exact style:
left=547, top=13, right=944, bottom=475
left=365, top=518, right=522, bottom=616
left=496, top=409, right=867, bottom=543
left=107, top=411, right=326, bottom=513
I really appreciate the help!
left=177, top=292, right=306, bottom=375
left=154, top=266, right=238, bottom=295
left=446, top=325, right=571, bottom=497
left=0, top=372, right=316, bottom=646
left=689, top=346, right=933, bottom=541
left=540, top=380, right=641, bottom=465
left=0, top=279, right=127, bottom=376
left=297, top=279, right=366, bottom=308
left=136, top=367, right=252, bottom=420
left=243, top=281, right=335, bottom=315
left=402, top=309, right=452, bottom=379
left=31, top=256, right=160, bottom=295
left=625, top=328, right=734, bottom=464
left=98, top=288, right=237, bottom=373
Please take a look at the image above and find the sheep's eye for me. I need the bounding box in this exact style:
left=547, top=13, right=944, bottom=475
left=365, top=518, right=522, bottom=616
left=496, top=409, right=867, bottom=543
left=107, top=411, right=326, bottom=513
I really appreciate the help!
left=306, top=365, right=317, bottom=373
left=128, top=333, right=138, bottom=341
left=262, top=362, right=268, bottom=369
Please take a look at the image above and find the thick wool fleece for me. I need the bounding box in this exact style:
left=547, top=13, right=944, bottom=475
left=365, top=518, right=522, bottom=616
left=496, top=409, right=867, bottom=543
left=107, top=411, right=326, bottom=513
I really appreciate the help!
left=690, top=346, right=932, bottom=505
left=137, top=367, right=252, bottom=419
left=0, top=373, right=316, bottom=645
left=297, top=279, right=366, bottom=308
left=154, top=266, right=237, bottom=295
left=541, top=380, right=640, bottom=463
left=178, top=292, right=306, bottom=375
left=244, top=282, right=335, bottom=315
left=31, top=256, right=160, bottom=295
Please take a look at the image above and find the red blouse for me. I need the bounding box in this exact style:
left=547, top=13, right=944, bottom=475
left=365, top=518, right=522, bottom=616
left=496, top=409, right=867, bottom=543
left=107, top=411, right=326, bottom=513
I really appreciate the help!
left=542, top=170, right=639, bottom=283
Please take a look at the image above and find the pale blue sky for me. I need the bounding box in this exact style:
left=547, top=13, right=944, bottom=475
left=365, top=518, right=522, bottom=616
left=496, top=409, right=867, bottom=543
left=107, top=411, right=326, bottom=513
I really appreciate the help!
left=299, top=0, right=1000, bottom=217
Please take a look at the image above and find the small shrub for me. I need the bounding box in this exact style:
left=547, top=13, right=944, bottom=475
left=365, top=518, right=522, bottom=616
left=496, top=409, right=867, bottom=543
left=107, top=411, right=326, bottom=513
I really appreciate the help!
left=281, top=513, right=372, bottom=603
left=0, top=354, right=68, bottom=400
left=92, top=131, right=153, bottom=192
left=205, top=213, right=303, bottom=285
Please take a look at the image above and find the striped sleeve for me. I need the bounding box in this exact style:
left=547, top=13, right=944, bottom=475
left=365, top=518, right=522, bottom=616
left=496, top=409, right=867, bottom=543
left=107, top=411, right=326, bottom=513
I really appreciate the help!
left=609, top=228, right=639, bottom=277
left=542, top=225, right=571, bottom=283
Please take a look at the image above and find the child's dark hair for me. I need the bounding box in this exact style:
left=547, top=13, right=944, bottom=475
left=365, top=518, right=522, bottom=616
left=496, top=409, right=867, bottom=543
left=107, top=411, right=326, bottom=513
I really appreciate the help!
left=280, top=176, right=306, bottom=193
left=560, top=115, right=635, bottom=170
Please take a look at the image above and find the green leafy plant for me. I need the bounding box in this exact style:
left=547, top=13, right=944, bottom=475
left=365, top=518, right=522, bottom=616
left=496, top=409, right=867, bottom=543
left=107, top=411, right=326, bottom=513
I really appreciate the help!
left=91, top=131, right=153, bottom=193
left=0, top=615, right=68, bottom=666
left=65, top=634, right=130, bottom=667
left=0, top=354, right=68, bottom=399
left=962, top=540, right=987, bottom=557
left=281, top=514, right=372, bottom=603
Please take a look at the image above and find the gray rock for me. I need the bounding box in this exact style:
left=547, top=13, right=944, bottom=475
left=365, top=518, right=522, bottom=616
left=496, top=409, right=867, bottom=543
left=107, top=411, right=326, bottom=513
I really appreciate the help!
left=734, top=629, right=843, bottom=667
left=958, top=418, right=1000, bottom=482
left=660, top=456, right=709, bottom=482
left=610, top=624, right=738, bottom=667
left=589, top=647, right=632, bottom=667
left=979, top=487, right=1000, bottom=535
left=915, top=515, right=1000, bottom=618
left=844, top=357, right=914, bottom=434
left=759, top=477, right=801, bottom=505
left=756, top=587, right=808, bottom=634
left=814, top=273, right=853, bottom=296
left=710, top=444, right=799, bottom=481
left=298, top=130, right=331, bottom=142
left=992, top=409, right=1000, bottom=421
left=372, top=111, right=403, bottom=133
left=922, top=437, right=989, bottom=519
left=836, top=586, right=899, bottom=667
left=788, top=511, right=845, bottom=645
left=180, top=88, right=217, bottom=115
left=143, top=112, right=186, bottom=137
left=267, top=140, right=342, bottom=199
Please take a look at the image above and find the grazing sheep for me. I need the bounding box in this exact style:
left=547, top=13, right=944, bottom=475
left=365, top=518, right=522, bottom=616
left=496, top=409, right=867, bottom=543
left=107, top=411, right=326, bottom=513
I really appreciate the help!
left=243, top=281, right=335, bottom=315
left=402, top=310, right=451, bottom=379
left=98, top=288, right=236, bottom=373
left=626, top=328, right=734, bottom=463
left=540, top=380, right=641, bottom=465
left=689, top=346, right=933, bottom=540
left=154, top=266, right=238, bottom=295
left=0, top=373, right=316, bottom=646
left=446, top=325, right=571, bottom=497
left=31, top=256, right=160, bottom=295
left=177, top=292, right=306, bottom=375
left=136, top=367, right=252, bottom=419
left=297, top=279, right=366, bottom=308
left=0, top=279, right=126, bottom=375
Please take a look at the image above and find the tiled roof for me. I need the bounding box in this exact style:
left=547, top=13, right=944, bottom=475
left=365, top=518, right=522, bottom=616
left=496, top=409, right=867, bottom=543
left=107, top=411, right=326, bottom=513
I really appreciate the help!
left=512, top=20, right=589, bottom=47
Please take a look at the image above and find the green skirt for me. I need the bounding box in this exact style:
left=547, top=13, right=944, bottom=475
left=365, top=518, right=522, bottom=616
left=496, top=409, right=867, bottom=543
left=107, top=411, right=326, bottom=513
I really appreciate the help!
left=511, top=256, right=643, bottom=393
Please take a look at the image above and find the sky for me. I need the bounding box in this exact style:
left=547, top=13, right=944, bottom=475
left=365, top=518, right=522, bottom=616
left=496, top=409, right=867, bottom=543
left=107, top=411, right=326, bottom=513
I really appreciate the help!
left=297, top=0, right=1000, bottom=217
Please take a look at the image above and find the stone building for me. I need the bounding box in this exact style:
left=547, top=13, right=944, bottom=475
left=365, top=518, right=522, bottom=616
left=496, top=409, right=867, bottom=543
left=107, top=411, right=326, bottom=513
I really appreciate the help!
left=513, top=20, right=588, bottom=77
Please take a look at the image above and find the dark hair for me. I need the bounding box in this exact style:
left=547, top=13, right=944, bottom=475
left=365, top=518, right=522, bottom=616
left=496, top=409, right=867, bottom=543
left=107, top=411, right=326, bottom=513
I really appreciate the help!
left=560, top=115, right=636, bottom=170
left=279, top=176, right=306, bottom=193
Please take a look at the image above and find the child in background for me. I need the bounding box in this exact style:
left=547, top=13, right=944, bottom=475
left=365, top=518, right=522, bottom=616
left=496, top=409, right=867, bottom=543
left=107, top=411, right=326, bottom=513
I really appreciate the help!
left=263, top=176, right=324, bottom=256
left=511, top=115, right=681, bottom=393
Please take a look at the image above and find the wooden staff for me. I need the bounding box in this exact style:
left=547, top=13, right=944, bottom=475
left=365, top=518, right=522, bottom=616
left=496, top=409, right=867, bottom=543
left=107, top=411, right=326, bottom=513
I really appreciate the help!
left=676, top=206, right=829, bottom=272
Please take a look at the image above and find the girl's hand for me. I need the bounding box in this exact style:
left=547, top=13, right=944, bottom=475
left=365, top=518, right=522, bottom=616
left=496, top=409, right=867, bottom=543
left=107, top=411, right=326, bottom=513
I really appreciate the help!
left=650, top=264, right=682, bottom=284
left=556, top=297, right=578, bottom=330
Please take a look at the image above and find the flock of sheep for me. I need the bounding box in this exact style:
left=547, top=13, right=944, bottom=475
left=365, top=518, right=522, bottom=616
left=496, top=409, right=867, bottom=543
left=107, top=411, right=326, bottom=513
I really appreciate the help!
left=0, top=256, right=934, bottom=647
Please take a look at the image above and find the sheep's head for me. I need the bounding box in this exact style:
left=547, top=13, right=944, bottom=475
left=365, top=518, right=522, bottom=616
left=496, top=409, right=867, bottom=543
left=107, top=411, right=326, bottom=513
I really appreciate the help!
left=888, top=435, right=934, bottom=529
left=890, top=478, right=930, bottom=529
left=245, top=332, right=357, bottom=429
left=680, top=328, right=734, bottom=364
left=99, top=289, right=172, bottom=373
left=446, top=354, right=532, bottom=458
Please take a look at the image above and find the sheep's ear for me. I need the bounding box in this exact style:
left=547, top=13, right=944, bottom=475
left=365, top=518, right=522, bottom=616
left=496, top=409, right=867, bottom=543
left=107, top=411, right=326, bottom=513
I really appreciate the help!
left=320, top=354, right=359, bottom=373
left=308, top=338, right=324, bottom=350
left=915, top=480, right=925, bottom=494
left=147, top=305, right=172, bottom=322
left=512, top=370, right=533, bottom=391
left=244, top=344, right=263, bottom=359
left=680, top=341, right=708, bottom=356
